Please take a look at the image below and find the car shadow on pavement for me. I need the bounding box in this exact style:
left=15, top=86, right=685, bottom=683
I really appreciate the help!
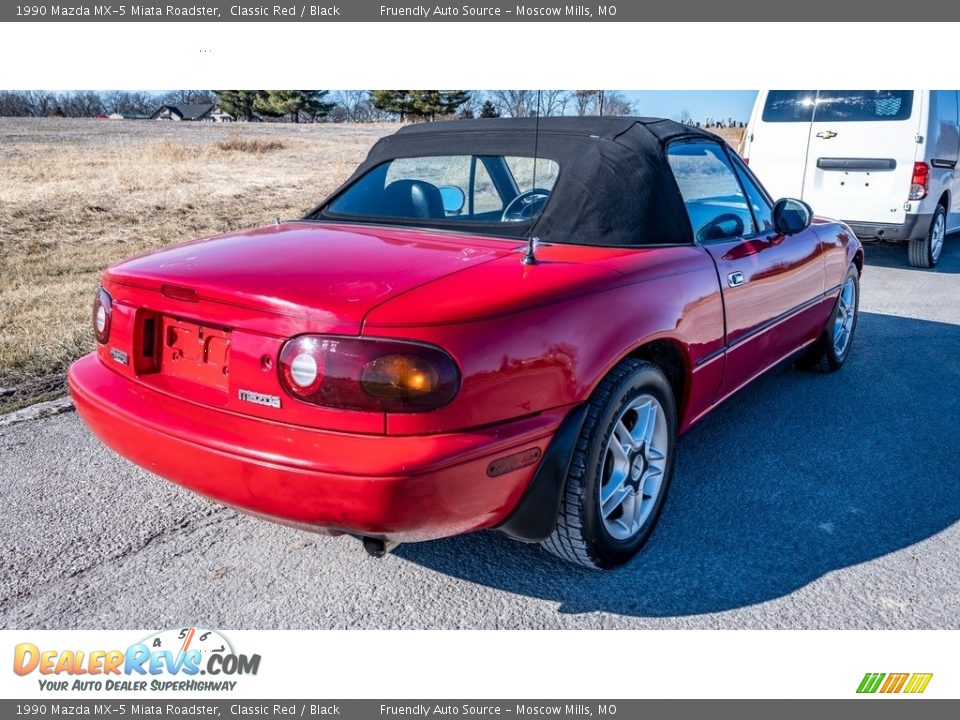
left=396, top=311, right=960, bottom=617
left=864, top=231, right=960, bottom=274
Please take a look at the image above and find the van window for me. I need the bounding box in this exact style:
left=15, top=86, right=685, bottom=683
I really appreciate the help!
left=814, top=90, right=913, bottom=122
left=762, top=90, right=817, bottom=122
left=762, top=90, right=914, bottom=123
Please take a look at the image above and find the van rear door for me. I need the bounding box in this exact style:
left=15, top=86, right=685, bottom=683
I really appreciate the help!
left=744, top=90, right=817, bottom=200
left=802, top=90, right=922, bottom=225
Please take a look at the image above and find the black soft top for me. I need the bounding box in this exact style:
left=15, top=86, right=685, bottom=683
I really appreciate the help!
left=313, top=117, right=724, bottom=247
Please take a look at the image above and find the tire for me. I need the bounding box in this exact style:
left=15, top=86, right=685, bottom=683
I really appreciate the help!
left=908, top=204, right=946, bottom=268
left=796, top=264, right=860, bottom=372
left=541, top=359, right=677, bottom=570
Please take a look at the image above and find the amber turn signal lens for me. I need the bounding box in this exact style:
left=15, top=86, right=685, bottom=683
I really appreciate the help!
left=361, top=354, right=441, bottom=399
left=277, top=335, right=460, bottom=413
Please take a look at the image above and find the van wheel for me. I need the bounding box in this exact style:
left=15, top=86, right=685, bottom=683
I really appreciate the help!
left=540, top=359, right=677, bottom=570
left=909, top=205, right=946, bottom=268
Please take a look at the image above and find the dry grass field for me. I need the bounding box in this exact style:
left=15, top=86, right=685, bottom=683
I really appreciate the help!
left=0, top=118, right=743, bottom=412
left=0, top=118, right=392, bottom=411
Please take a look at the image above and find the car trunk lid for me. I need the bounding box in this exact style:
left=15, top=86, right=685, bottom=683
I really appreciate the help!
left=100, top=221, right=512, bottom=432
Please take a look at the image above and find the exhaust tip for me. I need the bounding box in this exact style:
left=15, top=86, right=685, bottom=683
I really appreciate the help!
left=362, top=537, right=399, bottom=558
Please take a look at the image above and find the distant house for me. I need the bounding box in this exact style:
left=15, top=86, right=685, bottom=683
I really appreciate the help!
left=149, top=103, right=234, bottom=122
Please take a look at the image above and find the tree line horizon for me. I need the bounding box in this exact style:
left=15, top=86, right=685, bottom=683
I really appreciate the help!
left=0, top=90, right=652, bottom=122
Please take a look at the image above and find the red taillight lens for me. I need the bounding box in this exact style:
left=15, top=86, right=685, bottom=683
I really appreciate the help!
left=278, top=336, right=460, bottom=413
left=910, top=161, right=929, bottom=200
left=92, top=288, right=112, bottom=344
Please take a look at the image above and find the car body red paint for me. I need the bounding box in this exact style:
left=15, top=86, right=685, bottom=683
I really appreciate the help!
left=68, top=119, right=863, bottom=547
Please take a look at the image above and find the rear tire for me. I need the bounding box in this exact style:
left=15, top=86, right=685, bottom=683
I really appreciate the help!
left=908, top=204, right=946, bottom=268
left=541, top=359, right=677, bottom=570
left=796, top=264, right=860, bottom=372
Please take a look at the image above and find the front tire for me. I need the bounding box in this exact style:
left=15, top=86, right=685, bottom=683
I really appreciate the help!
left=796, top=264, right=860, bottom=372
left=908, top=205, right=946, bottom=268
left=541, top=359, right=677, bottom=570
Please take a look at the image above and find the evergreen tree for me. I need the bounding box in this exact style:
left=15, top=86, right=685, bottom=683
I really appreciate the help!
left=370, top=90, right=413, bottom=120
left=371, top=90, right=470, bottom=122
left=216, top=90, right=266, bottom=121
left=479, top=100, right=500, bottom=118
left=255, top=90, right=335, bottom=123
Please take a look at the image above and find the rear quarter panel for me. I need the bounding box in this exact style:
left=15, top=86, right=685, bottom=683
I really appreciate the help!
left=362, top=244, right=725, bottom=435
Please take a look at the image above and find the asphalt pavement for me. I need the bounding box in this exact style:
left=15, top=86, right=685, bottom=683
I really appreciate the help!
left=2, top=238, right=958, bottom=629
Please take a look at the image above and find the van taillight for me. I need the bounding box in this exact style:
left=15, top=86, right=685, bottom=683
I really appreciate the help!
left=910, top=162, right=929, bottom=200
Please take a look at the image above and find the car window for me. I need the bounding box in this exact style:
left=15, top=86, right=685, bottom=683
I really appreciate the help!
left=471, top=160, right=503, bottom=214
left=667, top=141, right=755, bottom=242
left=326, top=155, right=559, bottom=224
left=730, top=154, right=774, bottom=233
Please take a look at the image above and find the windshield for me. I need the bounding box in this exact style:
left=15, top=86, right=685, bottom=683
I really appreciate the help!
left=762, top=90, right=914, bottom=122
left=325, top=154, right=559, bottom=225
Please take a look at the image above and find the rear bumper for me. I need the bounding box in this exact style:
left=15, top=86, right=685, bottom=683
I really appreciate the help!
left=67, top=353, right=563, bottom=542
left=847, top=213, right=932, bottom=242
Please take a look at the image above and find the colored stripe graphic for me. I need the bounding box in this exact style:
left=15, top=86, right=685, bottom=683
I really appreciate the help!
left=903, top=673, right=933, bottom=694
left=857, top=673, right=885, bottom=693
left=880, top=673, right=909, bottom=693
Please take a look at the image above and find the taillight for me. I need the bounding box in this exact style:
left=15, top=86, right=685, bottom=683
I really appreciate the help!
left=910, top=162, right=929, bottom=200
left=278, top=336, right=460, bottom=413
left=92, top=287, right=112, bottom=344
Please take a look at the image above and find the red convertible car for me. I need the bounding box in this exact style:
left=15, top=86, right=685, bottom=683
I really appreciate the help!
left=69, top=117, right=863, bottom=569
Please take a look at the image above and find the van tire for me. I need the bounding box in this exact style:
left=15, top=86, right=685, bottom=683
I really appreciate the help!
left=908, top=205, right=946, bottom=268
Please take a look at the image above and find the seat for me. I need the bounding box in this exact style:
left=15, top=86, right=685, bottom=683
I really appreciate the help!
left=380, top=179, right=446, bottom=220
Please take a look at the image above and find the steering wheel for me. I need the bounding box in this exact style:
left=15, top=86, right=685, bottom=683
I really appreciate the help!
left=697, top=213, right=746, bottom=242
left=501, top=188, right=552, bottom=222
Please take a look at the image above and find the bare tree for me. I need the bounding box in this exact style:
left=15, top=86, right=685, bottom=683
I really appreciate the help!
left=679, top=108, right=692, bottom=125
left=600, top=91, right=634, bottom=117
left=156, top=90, right=217, bottom=106
left=488, top=90, right=535, bottom=118
left=0, top=91, right=32, bottom=116
left=102, top=90, right=155, bottom=116
left=56, top=91, right=105, bottom=117
left=540, top=90, right=570, bottom=117
left=332, top=90, right=373, bottom=122
left=572, top=90, right=598, bottom=116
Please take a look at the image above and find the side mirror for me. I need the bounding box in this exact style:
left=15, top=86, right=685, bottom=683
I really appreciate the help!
left=438, top=185, right=466, bottom=215
left=772, top=198, right=813, bottom=235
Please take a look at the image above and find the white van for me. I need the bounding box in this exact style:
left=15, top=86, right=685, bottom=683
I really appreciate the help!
left=742, top=90, right=959, bottom=267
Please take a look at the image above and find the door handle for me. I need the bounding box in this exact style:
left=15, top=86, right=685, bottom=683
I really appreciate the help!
left=728, top=271, right=745, bottom=288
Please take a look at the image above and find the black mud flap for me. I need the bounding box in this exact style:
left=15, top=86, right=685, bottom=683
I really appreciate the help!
left=495, top=404, right=588, bottom=543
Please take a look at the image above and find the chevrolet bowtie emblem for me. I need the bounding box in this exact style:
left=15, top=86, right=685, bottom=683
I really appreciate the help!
left=817, top=130, right=838, bottom=139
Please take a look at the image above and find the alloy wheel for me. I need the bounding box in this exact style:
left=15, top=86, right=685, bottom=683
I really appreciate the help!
left=598, top=394, right=669, bottom=541
left=832, top=276, right=857, bottom=357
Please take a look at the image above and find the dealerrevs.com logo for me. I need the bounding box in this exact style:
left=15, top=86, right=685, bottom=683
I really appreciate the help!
left=13, top=627, right=261, bottom=692
left=857, top=673, right=933, bottom=695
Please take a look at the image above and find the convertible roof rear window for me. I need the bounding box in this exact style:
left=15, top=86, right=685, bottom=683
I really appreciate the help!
left=310, top=117, right=724, bottom=247
left=326, top=155, right=559, bottom=225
